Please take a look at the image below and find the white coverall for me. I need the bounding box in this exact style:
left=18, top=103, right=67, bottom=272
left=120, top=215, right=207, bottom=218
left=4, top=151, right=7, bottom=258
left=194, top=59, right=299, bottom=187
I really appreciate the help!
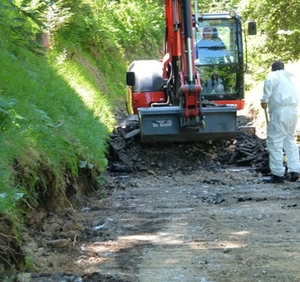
left=261, top=70, right=300, bottom=177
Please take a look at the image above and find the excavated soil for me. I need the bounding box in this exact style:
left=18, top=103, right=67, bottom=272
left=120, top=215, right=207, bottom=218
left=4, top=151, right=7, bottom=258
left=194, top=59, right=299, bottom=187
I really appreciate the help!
left=3, top=93, right=300, bottom=281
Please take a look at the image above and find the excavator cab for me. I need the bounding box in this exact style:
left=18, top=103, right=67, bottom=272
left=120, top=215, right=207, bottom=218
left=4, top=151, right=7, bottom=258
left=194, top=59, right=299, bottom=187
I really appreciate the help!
left=194, top=11, right=256, bottom=110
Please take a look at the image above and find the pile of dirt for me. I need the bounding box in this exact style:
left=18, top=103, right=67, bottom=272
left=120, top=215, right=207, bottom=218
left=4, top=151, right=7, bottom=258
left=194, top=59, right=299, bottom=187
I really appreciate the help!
left=108, top=87, right=300, bottom=178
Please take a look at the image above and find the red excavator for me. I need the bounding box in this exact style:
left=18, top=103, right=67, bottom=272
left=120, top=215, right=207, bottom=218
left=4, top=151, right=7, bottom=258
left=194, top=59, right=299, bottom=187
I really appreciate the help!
left=126, top=0, right=256, bottom=142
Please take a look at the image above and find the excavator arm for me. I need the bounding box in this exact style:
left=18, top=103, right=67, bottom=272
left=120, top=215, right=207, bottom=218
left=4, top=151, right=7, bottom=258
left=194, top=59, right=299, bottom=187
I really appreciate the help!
left=164, top=0, right=204, bottom=128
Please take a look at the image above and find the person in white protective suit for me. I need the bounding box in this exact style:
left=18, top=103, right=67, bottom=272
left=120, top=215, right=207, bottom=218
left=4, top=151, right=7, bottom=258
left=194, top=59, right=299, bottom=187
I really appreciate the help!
left=261, top=61, right=300, bottom=183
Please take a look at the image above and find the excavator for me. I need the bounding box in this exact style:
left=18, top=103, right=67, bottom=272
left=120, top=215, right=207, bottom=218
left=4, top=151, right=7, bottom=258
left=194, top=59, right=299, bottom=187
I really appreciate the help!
left=126, top=0, right=256, bottom=143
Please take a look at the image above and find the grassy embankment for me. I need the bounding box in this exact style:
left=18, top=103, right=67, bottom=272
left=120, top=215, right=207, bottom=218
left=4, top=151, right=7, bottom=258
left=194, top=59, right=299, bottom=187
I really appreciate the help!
left=0, top=0, right=163, bottom=271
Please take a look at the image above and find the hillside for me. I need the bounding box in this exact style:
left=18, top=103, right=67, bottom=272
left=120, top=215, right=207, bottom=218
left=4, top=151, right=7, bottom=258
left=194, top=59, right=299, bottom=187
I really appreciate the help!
left=0, top=0, right=164, bottom=272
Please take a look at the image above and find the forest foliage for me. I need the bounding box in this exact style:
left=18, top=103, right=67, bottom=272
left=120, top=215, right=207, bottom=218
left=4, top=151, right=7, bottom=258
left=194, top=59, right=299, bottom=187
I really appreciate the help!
left=241, top=0, right=300, bottom=65
left=0, top=0, right=299, bottom=272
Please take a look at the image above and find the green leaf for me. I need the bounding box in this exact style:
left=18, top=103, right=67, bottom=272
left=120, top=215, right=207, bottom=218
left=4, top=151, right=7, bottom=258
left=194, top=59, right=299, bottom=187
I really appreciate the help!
left=11, top=17, right=26, bottom=23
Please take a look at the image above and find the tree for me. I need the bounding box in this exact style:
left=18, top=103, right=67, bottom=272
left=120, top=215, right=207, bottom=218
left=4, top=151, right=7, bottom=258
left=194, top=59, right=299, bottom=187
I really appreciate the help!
left=241, top=0, right=300, bottom=64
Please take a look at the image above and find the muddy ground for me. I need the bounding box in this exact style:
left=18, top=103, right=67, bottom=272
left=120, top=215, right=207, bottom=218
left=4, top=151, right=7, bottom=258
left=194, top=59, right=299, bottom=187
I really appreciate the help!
left=3, top=100, right=300, bottom=282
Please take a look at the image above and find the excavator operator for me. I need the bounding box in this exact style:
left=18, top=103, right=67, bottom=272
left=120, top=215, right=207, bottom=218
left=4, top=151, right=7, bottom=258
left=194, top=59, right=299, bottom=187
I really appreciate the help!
left=196, top=27, right=226, bottom=55
left=195, top=26, right=228, bottom=65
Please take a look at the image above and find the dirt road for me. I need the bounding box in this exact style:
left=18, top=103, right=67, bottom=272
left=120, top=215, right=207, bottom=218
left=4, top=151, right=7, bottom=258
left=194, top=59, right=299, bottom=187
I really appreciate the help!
left=12, top=162, right=300, bottom=282
left=72, top=169, right=300, bottom=282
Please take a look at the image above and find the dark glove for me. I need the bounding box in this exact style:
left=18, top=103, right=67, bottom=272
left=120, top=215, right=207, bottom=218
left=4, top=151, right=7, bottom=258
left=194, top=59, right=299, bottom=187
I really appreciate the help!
left=260, top=102, right=268, bottom=109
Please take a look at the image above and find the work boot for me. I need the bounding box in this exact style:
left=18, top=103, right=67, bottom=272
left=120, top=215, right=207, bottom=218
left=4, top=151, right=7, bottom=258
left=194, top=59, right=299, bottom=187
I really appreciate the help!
left=263, top=175, right=284, bottom=183
left=290, top=172, right=299, bottom=182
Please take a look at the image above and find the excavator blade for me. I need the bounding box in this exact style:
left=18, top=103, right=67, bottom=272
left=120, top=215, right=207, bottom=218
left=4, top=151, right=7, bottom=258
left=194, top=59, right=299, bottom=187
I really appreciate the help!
left=137, top=106, right=237, bottom=143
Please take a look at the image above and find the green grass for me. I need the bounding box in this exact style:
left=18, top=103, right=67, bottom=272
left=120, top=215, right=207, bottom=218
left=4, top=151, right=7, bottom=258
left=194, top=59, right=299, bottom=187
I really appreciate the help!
left=0, top=4, right=117, bottom=271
